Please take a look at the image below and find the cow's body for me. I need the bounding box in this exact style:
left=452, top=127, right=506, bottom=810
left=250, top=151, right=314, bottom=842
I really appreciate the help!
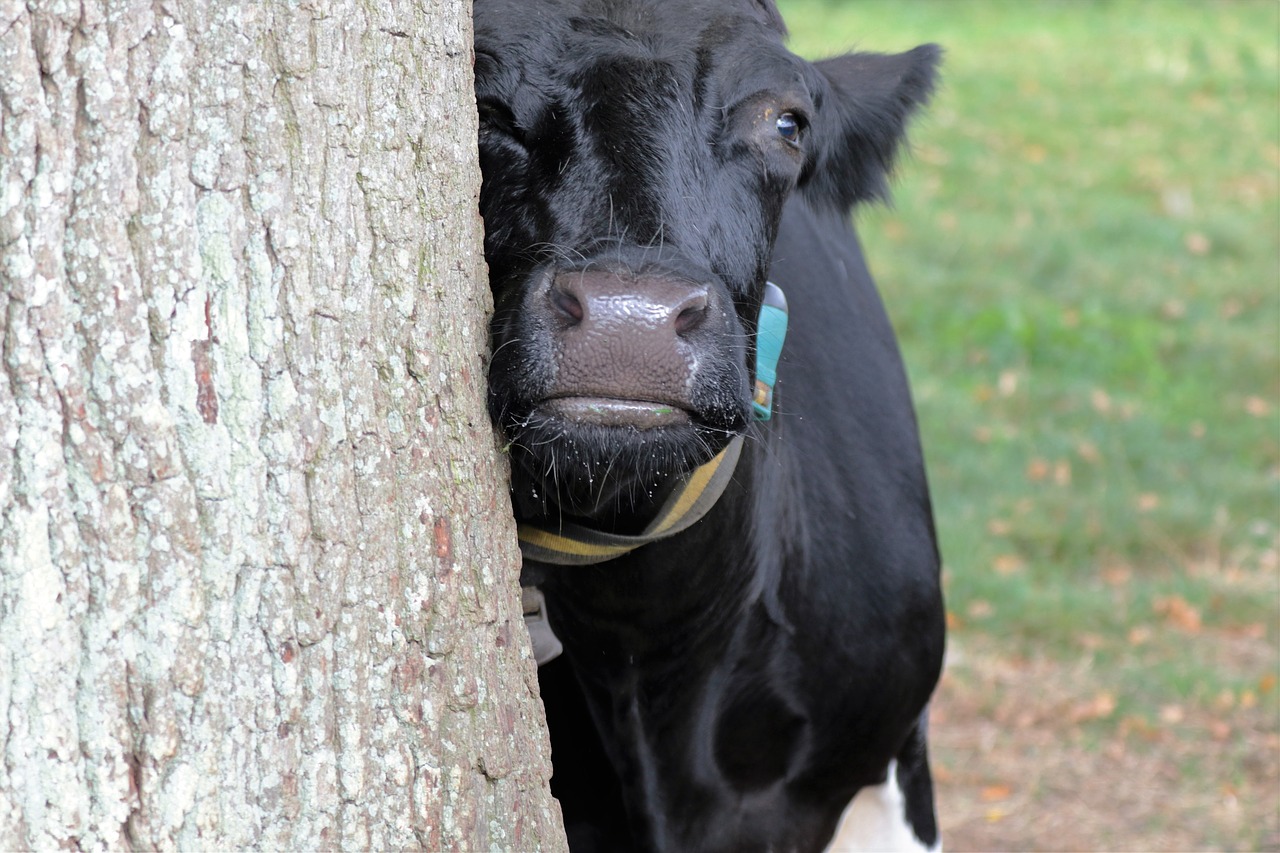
left=474, top=2, right=945, bottom=850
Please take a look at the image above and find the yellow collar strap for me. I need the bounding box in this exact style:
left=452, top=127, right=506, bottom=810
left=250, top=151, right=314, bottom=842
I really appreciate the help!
left=516, top=434, right=745, bottom=566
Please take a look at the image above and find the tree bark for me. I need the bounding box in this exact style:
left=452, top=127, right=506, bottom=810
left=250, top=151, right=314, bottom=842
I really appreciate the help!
left=0, top=0, right=565, bottom=849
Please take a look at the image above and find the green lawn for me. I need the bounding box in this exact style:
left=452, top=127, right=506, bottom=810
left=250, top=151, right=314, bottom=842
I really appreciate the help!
left=777, top=1, right=1278, bottom=846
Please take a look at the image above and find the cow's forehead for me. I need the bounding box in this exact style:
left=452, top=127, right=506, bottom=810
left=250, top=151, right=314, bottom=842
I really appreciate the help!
left=474, top=0, right=784, bottom=40
left=474, top=0, right=801, bottom=101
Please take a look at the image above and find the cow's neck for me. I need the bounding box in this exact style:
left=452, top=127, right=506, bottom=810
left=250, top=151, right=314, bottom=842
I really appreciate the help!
left=540, top=442, right=814, bottom=847
left=540, top=439, right=793, bottom=669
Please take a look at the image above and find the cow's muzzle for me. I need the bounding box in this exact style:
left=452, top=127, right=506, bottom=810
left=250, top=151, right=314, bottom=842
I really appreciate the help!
left=536, top=266, right=736, bottom=428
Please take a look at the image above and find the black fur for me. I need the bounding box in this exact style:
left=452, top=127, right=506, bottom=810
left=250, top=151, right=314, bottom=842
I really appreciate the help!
left=475, top=1, right=945, bottom=850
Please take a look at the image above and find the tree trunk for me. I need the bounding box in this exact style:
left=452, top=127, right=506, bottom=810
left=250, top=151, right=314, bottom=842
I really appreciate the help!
left=0, top=0, right=565, bottom=849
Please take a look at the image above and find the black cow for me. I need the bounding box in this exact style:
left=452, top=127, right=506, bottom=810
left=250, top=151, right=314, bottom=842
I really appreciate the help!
left=474, top=1, right=945, bottom=850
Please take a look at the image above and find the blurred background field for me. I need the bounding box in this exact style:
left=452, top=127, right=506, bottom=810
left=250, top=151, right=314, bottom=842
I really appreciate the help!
left=777, top=0, right=1279, bottom=849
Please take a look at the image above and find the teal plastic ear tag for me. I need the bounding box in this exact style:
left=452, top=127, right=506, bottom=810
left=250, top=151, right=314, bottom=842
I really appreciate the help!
left=752, top=281, right=789, bottom=420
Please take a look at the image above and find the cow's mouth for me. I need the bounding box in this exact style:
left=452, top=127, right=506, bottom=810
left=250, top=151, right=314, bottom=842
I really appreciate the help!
left=502, top=396, right=731, bottom=525
left=540, top=396, right=692, bottom=428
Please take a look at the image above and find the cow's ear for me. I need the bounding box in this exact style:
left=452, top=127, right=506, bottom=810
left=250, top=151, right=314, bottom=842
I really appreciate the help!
left=747, top=0, right=787, bottom=34
left=802, top=44, right=940, bottom=211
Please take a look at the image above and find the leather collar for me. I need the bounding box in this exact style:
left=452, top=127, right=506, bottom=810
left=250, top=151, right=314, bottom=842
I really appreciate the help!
left=516, top=434, right=744, bottom=565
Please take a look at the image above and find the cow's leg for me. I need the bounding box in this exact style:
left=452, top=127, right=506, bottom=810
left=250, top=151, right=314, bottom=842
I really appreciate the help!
left=824, top=716, right=940, bottom=852
left=894, top=715, right=941, bottom=850
left=537, top=656, right=634, bottom=852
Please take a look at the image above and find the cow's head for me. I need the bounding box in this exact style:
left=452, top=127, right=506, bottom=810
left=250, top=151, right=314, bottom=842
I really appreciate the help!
left=475, top=0, right=937, bottom=527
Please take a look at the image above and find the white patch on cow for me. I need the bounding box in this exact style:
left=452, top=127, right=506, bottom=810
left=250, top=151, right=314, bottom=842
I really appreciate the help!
left=823, top=761, right=939, bottom=853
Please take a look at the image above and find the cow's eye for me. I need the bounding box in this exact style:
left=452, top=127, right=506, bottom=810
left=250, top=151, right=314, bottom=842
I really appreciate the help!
left=775, top=112, right=804, bottom=146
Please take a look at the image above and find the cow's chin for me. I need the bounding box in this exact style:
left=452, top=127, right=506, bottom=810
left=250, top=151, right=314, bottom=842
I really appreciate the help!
left=504, top=401, right=736, bottom=528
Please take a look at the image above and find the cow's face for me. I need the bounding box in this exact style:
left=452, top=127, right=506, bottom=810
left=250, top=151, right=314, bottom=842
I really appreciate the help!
left=475, top=0, right=936, bottom=523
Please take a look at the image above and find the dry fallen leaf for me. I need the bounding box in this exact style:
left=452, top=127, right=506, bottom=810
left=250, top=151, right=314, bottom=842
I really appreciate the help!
left=1076, top=632, right=1105, bottom=651
left=1119, top=714, right=1154, bottom=738
left=1103, top=566, right=1132, bottom=587
left=1244, top=395, right=1271, bottom=417
left=1128, top=625, right=1153, bottom=646
left=1152, top=595, right=1202, bottom=633
left=1240, top=623, right=1267, bottom=640
left=967, top=600, right=995, bottom=619
left=993, top=554, right=1025, bottom=576
left=981, top=784, right=1013, bottom=802
left=1070, top=691, right=1117, bottom=723
left=1184, top=231, right=1211, bottom=255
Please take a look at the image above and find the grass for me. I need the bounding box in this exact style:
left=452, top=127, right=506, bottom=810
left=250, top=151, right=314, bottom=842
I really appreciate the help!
left=777, top=1, right=1279, bottom=848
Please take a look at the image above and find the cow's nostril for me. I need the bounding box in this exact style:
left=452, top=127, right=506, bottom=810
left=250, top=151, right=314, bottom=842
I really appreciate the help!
left=674, top=303, right=707, bottom=336
left=550, top=284, right=584, bottom=323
